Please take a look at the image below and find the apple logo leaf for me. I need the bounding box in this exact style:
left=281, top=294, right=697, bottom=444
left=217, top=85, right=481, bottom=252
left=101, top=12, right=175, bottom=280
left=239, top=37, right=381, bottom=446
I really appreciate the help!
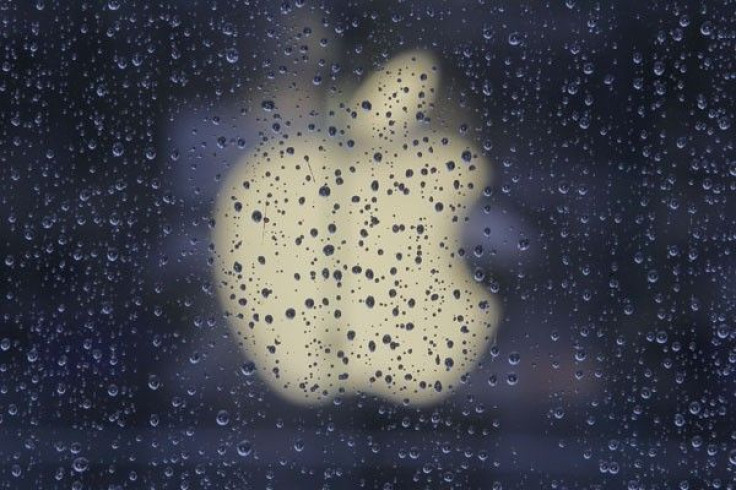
left=213, top=50, right=501, bottom=406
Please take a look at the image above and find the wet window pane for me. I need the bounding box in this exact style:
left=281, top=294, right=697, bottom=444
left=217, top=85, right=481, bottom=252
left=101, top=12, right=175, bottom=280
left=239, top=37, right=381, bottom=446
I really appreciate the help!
left=2, top=2, right=734, bottom=488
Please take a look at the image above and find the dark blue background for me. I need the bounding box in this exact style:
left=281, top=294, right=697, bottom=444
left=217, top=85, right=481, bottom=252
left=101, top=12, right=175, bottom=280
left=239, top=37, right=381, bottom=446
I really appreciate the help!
left=0, top=1, right=733, bottom=488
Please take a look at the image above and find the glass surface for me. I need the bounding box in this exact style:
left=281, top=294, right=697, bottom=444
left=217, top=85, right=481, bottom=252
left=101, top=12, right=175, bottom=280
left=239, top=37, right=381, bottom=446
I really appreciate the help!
left=1, top=1, right=734, bottom=488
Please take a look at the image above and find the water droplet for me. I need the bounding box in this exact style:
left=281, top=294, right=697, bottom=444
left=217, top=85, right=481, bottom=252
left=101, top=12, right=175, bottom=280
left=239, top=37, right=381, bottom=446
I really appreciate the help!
left=216, top=410, right=230, bottom=426
left=72, top=457, right=89, bottom=473
left=225, top=48, right=239, bottom=64
left=237, top=440, right=252, bottom=457
left=508, top=352, right=520, bottom=365
left=112, top=142, right=124, bottom=157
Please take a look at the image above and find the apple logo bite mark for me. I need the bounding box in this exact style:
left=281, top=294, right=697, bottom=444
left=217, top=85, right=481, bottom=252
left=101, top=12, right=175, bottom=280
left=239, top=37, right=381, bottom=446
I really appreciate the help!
left=213, top=50, right=501, bottom=406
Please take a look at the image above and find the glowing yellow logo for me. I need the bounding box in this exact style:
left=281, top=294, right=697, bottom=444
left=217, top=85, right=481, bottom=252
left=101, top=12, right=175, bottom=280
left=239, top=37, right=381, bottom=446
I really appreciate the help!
left=213, top=51, right=500, bottom=406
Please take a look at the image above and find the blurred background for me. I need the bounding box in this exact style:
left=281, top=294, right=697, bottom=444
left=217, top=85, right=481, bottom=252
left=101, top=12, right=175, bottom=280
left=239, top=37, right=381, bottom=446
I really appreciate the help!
left=0, top=0, right=734, bottom=488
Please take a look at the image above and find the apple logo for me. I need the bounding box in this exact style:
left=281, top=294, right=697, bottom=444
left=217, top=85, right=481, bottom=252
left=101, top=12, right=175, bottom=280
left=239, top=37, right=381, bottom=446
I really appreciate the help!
left=212, top=50, right=500, bottom=406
